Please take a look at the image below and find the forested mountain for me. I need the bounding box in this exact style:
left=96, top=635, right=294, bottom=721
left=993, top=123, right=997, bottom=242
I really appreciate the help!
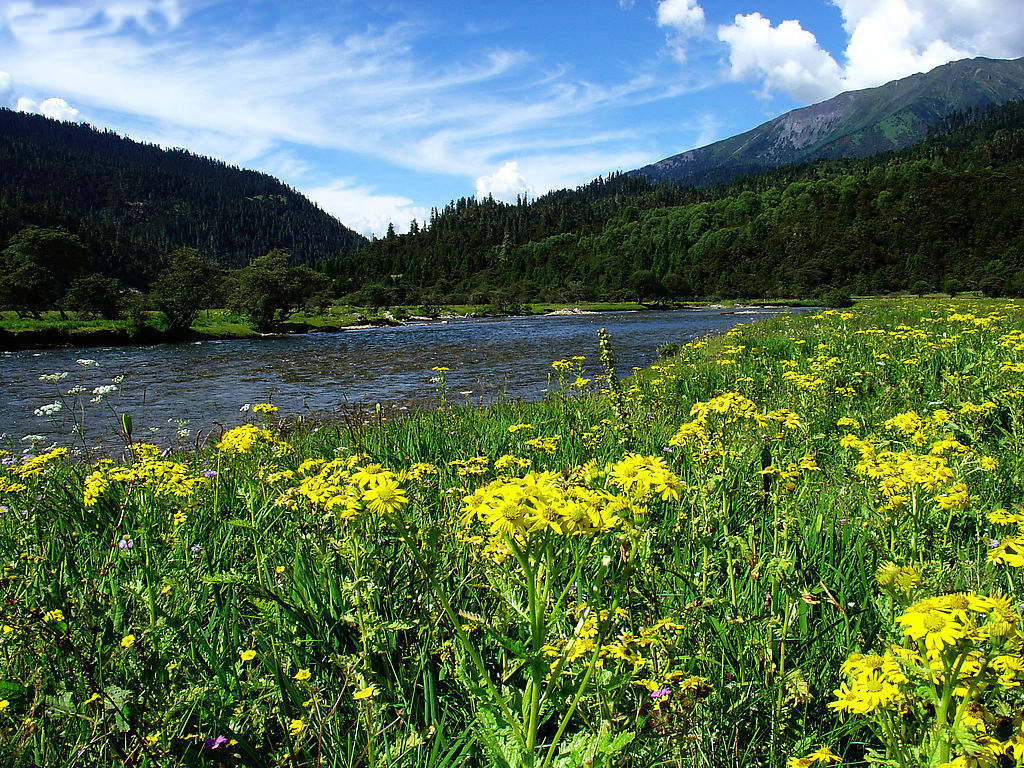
left=635, top=56, right=1024, bottom=187
left=331, top=99, right=1024, bottom=304
left=0, top=109, right=365, bottom=284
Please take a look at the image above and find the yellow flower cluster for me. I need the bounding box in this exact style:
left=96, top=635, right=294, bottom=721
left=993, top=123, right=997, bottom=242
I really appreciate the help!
left=274, top=455, right=409, bottom=520
left=669, top=391, right=766, bottom=447
left=839, top=410, right=987, bottom=514
left=83, top=444, right=205, bottom=507
left=986, top=508, right=1024, bottom=569
left=607, top=453, right=686, bottom=503
left=216, top=423, right=281, bottom=454
left=832, top=592, right=1022, bottom=724
left=12, top=447, right=68, bottom=479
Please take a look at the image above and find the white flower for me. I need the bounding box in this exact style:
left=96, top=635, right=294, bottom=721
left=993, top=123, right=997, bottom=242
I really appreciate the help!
left=38, top=372, right=68, bottom=382
left=76, top=359, right=98, bottom=367
left=34, top=402, right=63, bottom=417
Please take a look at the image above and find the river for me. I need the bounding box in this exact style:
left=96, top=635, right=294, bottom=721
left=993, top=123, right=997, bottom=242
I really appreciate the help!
left=0, top=307, right=807, bottom=454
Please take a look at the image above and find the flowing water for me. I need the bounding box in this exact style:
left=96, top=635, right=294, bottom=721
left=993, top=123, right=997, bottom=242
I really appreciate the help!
left=0, top=307, right=808, bottom=454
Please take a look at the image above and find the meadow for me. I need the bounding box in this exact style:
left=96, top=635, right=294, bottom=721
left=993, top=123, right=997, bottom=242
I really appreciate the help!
left=1, top=298, right=1023, bottom=768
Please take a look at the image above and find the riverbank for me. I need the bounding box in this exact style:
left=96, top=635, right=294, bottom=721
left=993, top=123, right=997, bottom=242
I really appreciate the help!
left=0, top=299, right=822, bottom=350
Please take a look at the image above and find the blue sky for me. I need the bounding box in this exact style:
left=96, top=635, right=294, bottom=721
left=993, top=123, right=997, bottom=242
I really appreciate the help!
left=3, top=1, right=1024, bottom=238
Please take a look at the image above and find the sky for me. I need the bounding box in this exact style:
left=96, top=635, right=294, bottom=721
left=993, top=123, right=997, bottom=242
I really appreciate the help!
left=3, top=1, right=1024, bottom=238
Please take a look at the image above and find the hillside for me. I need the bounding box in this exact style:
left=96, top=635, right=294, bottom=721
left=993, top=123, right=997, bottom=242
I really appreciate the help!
left=331, top=100, right=1024, bottom=304
left=0, top=109, right=365, bottom=281
left=635, top=56, right=1024, bottom=186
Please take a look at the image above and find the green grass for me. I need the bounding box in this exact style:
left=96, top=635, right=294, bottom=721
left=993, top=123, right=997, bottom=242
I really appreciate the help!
left=3, top=297, right=1024, bottom=767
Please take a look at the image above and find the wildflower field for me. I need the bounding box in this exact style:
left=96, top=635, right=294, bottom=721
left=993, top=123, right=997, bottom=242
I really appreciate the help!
left=2, top=298, right=1024, bottom=768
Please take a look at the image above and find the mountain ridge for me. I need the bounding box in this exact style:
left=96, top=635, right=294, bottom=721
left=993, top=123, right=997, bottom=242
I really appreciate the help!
left=635, top=55, right=1024, bottom=185
left=0, top=108, right=366, bottom=278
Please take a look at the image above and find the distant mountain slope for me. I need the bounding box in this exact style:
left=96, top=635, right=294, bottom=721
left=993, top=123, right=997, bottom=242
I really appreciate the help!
left=636, top=56, right=1024, bottom=186
left=0, top=109, right=366, bottom=269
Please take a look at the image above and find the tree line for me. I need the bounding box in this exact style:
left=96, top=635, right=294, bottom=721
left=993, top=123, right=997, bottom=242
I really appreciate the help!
left=5, top=100, right=1024, bottom=326
left=0, top=230, right=328, bottom=334
left=326, top=100, right=1024, bottom=304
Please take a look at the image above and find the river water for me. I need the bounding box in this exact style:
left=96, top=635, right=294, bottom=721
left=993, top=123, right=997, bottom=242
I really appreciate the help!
left=0, top=307, right=806, bottom=454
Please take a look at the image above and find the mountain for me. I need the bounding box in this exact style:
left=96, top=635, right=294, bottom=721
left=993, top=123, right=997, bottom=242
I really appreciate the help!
left=635, top=56, right=1024, bottom=186
left=330, top=99, right=1024, bottom=304
left=0, top=109, right=366, bottom=278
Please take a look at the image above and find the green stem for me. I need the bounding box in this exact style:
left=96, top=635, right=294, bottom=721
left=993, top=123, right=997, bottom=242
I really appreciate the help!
left=388, top=514, right=520, bottom=740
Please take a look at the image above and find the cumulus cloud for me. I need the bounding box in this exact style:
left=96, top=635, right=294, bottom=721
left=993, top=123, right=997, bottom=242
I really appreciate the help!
left=0, top=70, right=11, bottom=95
left=718, top=13, right=843, bottom=102
left=656, top=0, right=705, bottom=62
left=717, top=1, right=1024, bottom=103
left=656, top=0, right=705, bottom=35
left=834, top=0, right=1021, bottom=90
left=16, top=96, right=81, bottom=121
left=303, top=179, right=429, bottom=239
left=476, top=161, right=533, bottom=204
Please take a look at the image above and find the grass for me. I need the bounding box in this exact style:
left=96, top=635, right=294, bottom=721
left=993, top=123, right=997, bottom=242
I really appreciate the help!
left=2, top=298, right=1024, bottom=767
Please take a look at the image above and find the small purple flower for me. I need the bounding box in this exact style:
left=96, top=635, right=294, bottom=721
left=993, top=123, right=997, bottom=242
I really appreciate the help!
left=191, top=543, right=204, bottom=553
left=118, top=538, right=133, bottom=550
left=203, top=734, right=228, bottom=750
left=0, top=506, right=7, bottom=515
left=203, top=470, right=218, bottom=478
left=650, top=688, right=672, bottom=700
left=988, top=538, right=1000, bottom=548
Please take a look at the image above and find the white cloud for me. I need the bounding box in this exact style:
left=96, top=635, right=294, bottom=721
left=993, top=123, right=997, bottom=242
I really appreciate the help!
left=834, top=0, right=1023, bottom=90
left=16, top=95, right=81, bottom=121
left=656, top=0, right=705, bottom=62
left=718, top=13, right=843, bottom=102
left=303, top=179, right=429, bottom=239
left=0, top=70, right=11, bottom=94
left=476, top=161, right=533, bottom=203
left=717, top=1, right=1024, bottom=103
left=656, top=0, right=704, bottom=35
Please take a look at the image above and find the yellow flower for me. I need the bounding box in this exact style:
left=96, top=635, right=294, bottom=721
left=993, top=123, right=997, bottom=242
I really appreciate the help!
left=239, top=649, right=257, bottom=662
left=42, top=609, right=65, bottom=623
left=294, top=668, right=311, bottom=681
left=120, top=634, right=136, bottom=649
left=288, top=718, right=306, bottom=737
left=0, top=700, right=9, bottom=712
left=897, top=606, right=967, bottom=651
left=361, top=477, right=408, bottom=515
left=788, top=746, right=840, bottom=768
left=353, top=684, right=378, bottom=701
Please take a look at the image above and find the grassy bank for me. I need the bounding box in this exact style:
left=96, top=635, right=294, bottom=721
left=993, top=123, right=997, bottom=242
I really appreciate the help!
left=2, top=298, right=1023, bottom=767
left=0, top=300, right=814, bottom=350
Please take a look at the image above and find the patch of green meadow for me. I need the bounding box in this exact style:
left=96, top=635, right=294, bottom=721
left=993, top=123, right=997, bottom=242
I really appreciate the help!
left=2, top=298, right=1024, bottom=767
